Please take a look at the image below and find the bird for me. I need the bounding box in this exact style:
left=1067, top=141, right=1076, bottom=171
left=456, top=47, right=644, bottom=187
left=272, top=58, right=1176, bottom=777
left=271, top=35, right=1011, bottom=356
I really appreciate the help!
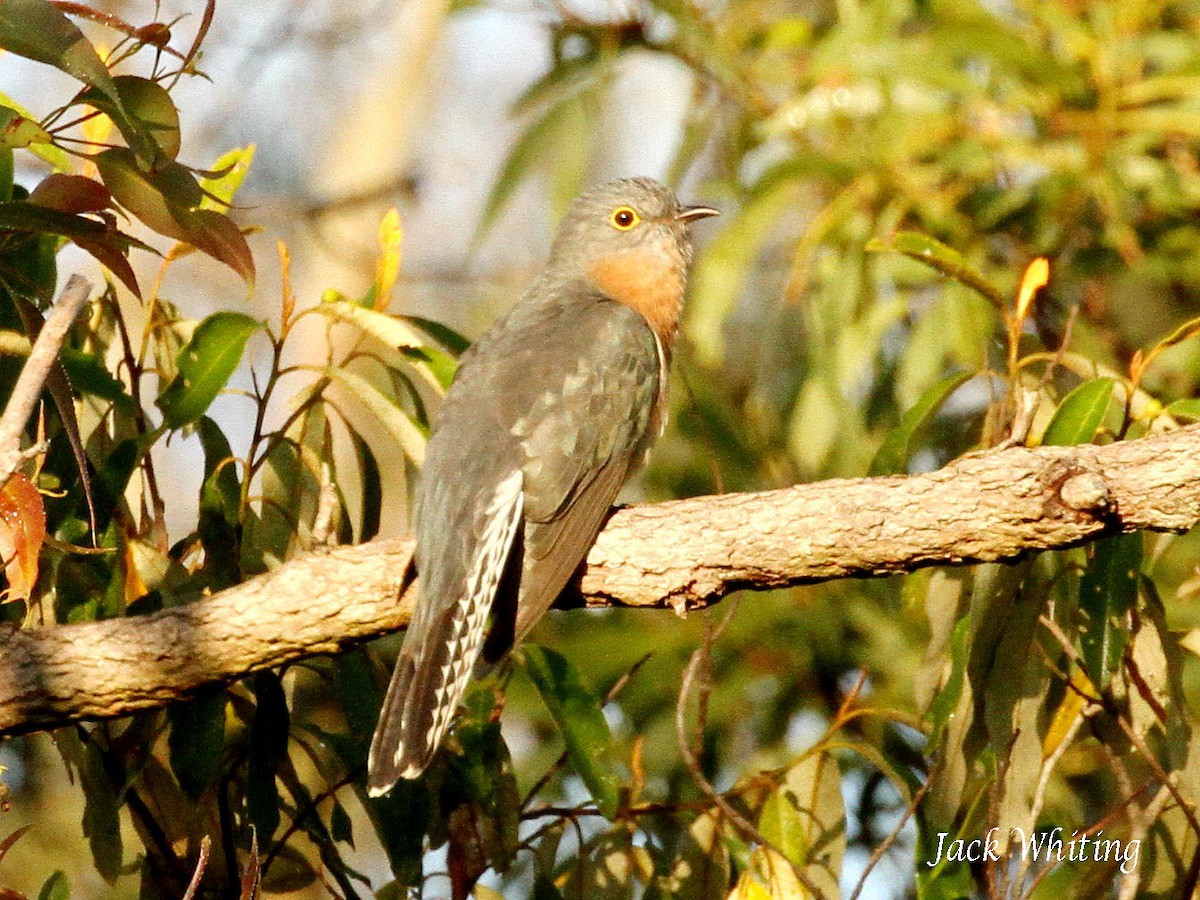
left=367, top=177, right=718, bottom=795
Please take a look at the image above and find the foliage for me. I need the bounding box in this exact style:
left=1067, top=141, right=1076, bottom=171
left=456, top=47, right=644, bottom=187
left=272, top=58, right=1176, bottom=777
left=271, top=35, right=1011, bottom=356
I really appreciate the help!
left=1, top=0, right=1200, bottom=898
left=0, top=2, right=447, bottom=895
left=464, top=0, right=1200, bottom=897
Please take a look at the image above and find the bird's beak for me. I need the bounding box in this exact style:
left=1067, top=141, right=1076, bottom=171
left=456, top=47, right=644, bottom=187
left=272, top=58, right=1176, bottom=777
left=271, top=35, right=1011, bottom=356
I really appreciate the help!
left=675, top=205, right=720, bottom=223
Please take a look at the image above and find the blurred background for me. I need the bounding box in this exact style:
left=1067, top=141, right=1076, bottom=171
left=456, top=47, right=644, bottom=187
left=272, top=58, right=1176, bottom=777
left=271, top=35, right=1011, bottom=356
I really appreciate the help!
left=3, top=0, right=1200, bottom=896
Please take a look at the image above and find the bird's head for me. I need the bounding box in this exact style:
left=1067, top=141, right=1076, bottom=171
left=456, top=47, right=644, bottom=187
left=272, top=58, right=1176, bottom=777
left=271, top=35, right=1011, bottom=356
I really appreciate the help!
left=547, top=177, right=718, bottom=343
left=548, top=176, right=719, bottom=274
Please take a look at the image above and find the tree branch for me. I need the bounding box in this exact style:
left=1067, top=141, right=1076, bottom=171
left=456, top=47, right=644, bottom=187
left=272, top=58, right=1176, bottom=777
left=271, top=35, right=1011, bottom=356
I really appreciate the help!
left=2, top=422, right=1199, bottom=735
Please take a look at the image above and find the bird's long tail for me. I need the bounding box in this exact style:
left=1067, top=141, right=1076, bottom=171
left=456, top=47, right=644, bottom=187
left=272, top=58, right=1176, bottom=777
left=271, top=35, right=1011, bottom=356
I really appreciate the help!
left=367, top=473, right=524, bottom=795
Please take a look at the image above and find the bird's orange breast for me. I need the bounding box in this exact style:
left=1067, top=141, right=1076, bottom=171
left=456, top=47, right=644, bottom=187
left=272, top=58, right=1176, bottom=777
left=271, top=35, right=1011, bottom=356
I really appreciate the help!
left=586, top=244, right=686, bottom=349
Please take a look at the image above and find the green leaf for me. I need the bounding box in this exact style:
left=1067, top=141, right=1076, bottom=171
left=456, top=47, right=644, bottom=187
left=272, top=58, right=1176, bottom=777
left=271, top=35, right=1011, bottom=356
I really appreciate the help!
left=869, top=371, right=972, bottom=475
left=61, top=349, right=136, bottom=412
left=867, top=231, right=1005, bottom=309
left=827, top=736, right=916, bottom=804
left=318, top=297, right=427, bottom=348
left=0, top=198, right=113, bottom=237
left=198, top=416, right=243, bottom=590
left=157, top=312, right=261, bottom=429
left=258, top=844, right=317, bottom=894
left=0, top=0, right=118, bottom=107
left=1079, top=533, right=1142, bottom=692
left=0, top=147, right=10, bottom=202
left=331, top=649, right=382, bottom=750
left=533, top=875, right=567, bottom=900
left=1041, top=377, right=1114, bottom=446
left=1166, top=397, right=1200, bottom=421
left=655, top=809, right=730, bottom=899
left=522, top=645, right=622, bottom=819
left=0, top=198, right=148, bottom=296
left=364, top=779, right=429, bottom=885
left=36, top=871, right=70, bottom=900
left=167, top=685, right=227, bottom=798
left=91, top=438, right=141, bottom=536
left=350, top=430, right=382, bottom=542
left=20, top=177, right=148, bottom=295
left=0, top=0, right=164, bottom=165
left=913, top=814, right=977, bottom=898
left=324, top=365, right=427, bottom=464
left=247, top=671, right=290, bottom=842
left=401, top=314, right=471, bottom=356
left=556, top=829, right=648, bottom=899
left=0, top=91, right=70, bottom=170
left=331, top=798, right=354, bottom=846
left=399, top=344, right=456, bottom=393
left=0, top=104, right=52, bottom=149
left=80, top=739, right=122, bottom=882
left=757, top=754, right=844, bottom=894
left=94, top=146, right=198, bottom=232
left=79, top=75, right=181, bottom=160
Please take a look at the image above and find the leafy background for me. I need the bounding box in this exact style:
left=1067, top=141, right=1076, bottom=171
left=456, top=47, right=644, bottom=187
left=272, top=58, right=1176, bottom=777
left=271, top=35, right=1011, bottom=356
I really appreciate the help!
left=1, top=0, right=1200, bottom=897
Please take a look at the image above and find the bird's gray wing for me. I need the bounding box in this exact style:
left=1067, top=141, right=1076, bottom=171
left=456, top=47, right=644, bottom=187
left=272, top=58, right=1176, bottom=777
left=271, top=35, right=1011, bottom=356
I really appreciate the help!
left=507, top=299, right=663, bottom=648
left=367, top=335, right=529, bottom=791
left=368, top=292, right=662, bottom=792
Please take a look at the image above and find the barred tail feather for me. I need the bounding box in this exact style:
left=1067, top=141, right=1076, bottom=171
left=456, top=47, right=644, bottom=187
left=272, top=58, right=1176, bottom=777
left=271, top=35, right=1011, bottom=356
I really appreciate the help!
left=367, top=472, right=523, bottom=795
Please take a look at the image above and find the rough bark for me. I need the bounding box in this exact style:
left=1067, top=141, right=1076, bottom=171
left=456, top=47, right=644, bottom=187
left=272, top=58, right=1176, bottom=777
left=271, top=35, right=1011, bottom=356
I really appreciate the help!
left=2, top=422, right=1198, bottom=736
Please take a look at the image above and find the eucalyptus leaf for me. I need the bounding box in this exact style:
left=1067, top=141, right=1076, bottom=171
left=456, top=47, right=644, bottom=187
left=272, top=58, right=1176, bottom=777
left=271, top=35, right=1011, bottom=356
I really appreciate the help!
left=167, top=686, right=227, bottom=798
left=324, top=365, right=427, bottom=464
left=868, top=231, right=1005, bottom=308
left=1079, top=534, right=1141, bottom=692
left=1041, top=377, right=1113, bottom=446
left=157, top=312, right=261, bottom=429
left=523, top=645, right=623, bottom=820
left=869, top=371, right=971, bottom=475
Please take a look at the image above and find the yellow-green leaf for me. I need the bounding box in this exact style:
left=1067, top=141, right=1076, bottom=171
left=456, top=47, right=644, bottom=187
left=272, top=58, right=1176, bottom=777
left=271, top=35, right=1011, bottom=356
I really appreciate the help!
left=324, top=366, right=427, bottom=464
left=869, top=371, right=972, bottom=475
left=868, top=231, right=1005, bottom=309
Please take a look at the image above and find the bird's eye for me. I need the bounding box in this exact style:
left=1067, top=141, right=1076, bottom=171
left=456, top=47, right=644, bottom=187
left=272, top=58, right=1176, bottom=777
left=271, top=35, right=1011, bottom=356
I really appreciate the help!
left=609, top=206, right=640, bottom=230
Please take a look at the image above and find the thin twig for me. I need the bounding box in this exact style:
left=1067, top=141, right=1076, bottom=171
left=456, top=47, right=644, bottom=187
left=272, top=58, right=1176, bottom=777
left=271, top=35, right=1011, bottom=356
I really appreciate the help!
left=674, top=606, right=831, bottom=899
left=848, top=766, right=934, bottom=900
left=1112, top=710, right=1200, bottom=841
left=0, top=275, right=91, bottom=487
left=1012, top=700, right=1096, bottom=895
left=260, top=769, right=358, bottom=879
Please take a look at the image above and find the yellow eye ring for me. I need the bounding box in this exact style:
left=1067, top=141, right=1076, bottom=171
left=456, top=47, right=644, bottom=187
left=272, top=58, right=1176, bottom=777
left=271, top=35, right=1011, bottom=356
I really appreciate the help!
left=609, top=206, right=641, bottom=230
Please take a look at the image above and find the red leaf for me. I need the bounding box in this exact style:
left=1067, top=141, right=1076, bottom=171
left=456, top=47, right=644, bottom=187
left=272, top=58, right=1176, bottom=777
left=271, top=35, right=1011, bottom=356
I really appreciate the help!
left=29, top=173, right=112, bottom=214
left=181, top=208, right=255, bottom=287
left=94, top=147, right=253, bottom=285
left=0, top=473, right=46, bottom=602
left=73, top=233, right=142, bottom=297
